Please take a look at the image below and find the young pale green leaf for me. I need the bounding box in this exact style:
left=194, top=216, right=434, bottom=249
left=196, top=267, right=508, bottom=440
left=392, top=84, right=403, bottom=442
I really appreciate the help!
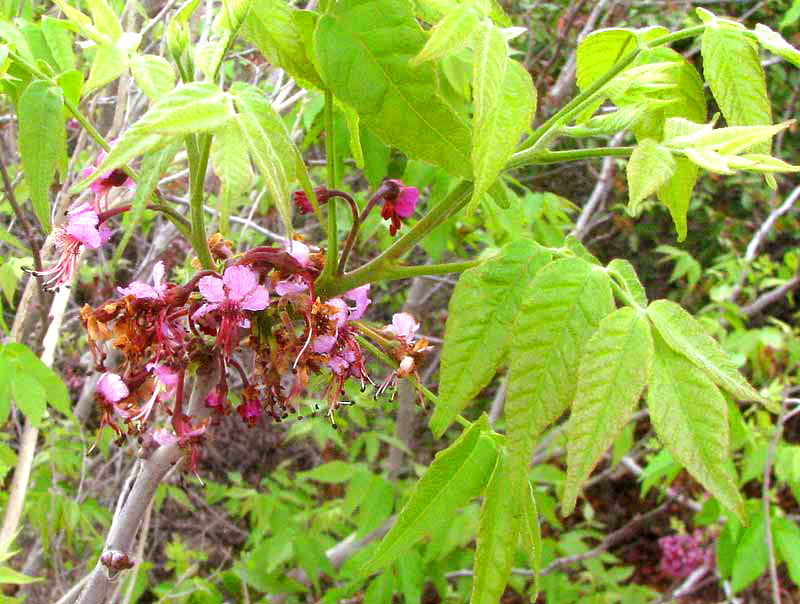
left=363, top=417, right=497, bottom=573
left=470, top=451, right=518, bottom=604
left=41, top=17, right=76, bottom=72
left=18, top=80, right=65, bottom=231
left=607, top=258, right=647, bottom=307
left=668, top=122, right=792, bottom=156
left=647, top=299, right=764, bottom=403
left=410, top=4, right=480, bottom=66
left=562, top=307, right=653, bottom=515
left=683, top=148, right=735, bottom=174
left=85, top=44, right=129, bottom=93
left=87, top=0, right=122, bottom=42
left=753, top=24, right=800, bottom=68
left=564, top=103, right=650, bottom=137
left=656, top=157, right=697, bottom=241
left=315, top=0, right=473, bottom=178
left=576, top=28, right=637, bottom=93
left=130, top=54, right=176, bottom=102
left=0, top=566, right=40, bottom=585
left=506, top=258, right=614, bottom=508
left=701, top=25, right=772, bottom=154
left=469, top=44, right=535, bottom=214
left=57, top=70, right=84, bottom=108
left=235, top=111, right=291, bottom=234
left=240, top=0, right=324, bottom=88
left=433, top=239, right=551, bottom=437
left=729, top=153, right=800, bottom=173
left=647, top=333, right=744, bottom=521
left=626, top=138, right=675, bottom=215
left=52, top=0, right=107, bottom=46
left=133, top=82, right=231, bottom=135
left=211, top=121, right=253, bottom=235
left=340, top=102, right=364, bottom=169
left=112, top=141, right=181, bottom=266
left=214, top=0, right=254, bottom=35
left=731, top=511, right=768, bottom=592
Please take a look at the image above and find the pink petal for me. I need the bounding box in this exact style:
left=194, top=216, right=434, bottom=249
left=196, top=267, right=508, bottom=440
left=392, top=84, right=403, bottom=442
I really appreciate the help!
left=327, top=298, right=348, bottom=328
left=117, top=281, right=160, bottom=299
left=98, top=224, right=112, bottom=245
left=395, top=187, right=419, bottom=218
left=328, top=356, right=349, bottom=375
left=222, top=265, right=258, bottom=302
left=146, top=363, right=179, bottom=396
left=151, top=261, right=166, bottom=292
left=275, top=277, right=308, bottom=296
left=313, top=335, right=336, bottom=354
left=192, top=303, right=219, bottom=319
left=286, top=240, right=311, bottom=267
left=67, top=222, right=102, bottom=248
left=344, top=284, right=371, bottom=320
left=152, top=429, right=179, bottom=447
left=198, top=276, right=225, bottom=303
left=97, top=372, right=129, bottom=403
left=240, top=285, right=269, bottom=311
left=388, top=312, right=419, bottom=343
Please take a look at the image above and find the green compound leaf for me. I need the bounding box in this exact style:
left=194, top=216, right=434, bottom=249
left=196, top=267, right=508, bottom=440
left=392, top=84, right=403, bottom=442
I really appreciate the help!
left=563, top=307, right=653, bottom=515
left=646, top=299, right=764, bottom=403
left=210, top=120, right=253, bottom=236
left=647, top=332, right=745, bottom=522
left=470, top=450, right=517, bottom=604
left=18, top=80, right=65, bottom=231
left=626, top=138, right=675, bottom=216
left=701, top=24, right=772, bottom=154
left=410, top=4, right=480, bottom=66
left=241, top=0, right=324, bottom=89
left=363, top=416, right=497, bottom=573
left=506, top=258, right=615, bottom=510
left=469, top=48, right=535, bottom=214
left=314, top=0, right=473, bottom=178
left=433, top=240, right=551, bottom=437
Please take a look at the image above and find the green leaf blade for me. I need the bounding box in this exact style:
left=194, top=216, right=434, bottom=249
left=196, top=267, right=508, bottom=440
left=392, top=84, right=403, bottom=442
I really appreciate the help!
left=433, top=240, right=551, bottom=437
left=210, top=120, right=253, bottom=235
left=410, top=5, right=479, bottom=66
left=626, top=139, right=675, bottom=215
left=563, top=307, right=654, bottom=515
left=646, top=299, right=763, bottom=403
left=647, top=332, right=744, bottom=521
left=18, top=80, right=65, bottom=231
left=363, top=418, right=497, bottom=573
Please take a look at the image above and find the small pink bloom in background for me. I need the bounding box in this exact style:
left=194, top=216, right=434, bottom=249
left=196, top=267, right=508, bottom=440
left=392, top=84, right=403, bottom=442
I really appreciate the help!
left=193, top=265, right=269, bottom=357
left=81, top=150, right=133, bottom=210
left=34, top=203, right=111, bottom=289
left=384, top=312, right=419, bottom=344
left=658, top=530, right=712, bottom=579
left=381, top=180, right=419, bottom=236
left=118, top=261, right=168, bottom=300
left=97, top=373, right=129, bottom=403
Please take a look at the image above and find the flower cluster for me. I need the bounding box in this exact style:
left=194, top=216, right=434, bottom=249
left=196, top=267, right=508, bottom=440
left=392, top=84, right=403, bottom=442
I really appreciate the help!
left=83, top=240, right=429, bottom=470
left=658, top=530, right=713, bottom=579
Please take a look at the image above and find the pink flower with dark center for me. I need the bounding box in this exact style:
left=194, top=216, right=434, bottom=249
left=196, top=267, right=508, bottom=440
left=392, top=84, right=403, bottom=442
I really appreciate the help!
left=81, top=151, right=133, bottom=211
left=118, top=261, right=168, bottom=300
left=193, top=265, right=269, bottom=357
left=34, top=203, right=111, bottom=289
left=381, top=180, right=419, bottom=236
left=97, top=372, right=129, bottom=403
left=384, top=312, right=419, bottom=344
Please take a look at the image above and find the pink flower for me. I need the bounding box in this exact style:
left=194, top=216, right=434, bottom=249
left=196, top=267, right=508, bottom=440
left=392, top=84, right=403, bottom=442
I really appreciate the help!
left=381, top=180, right=419, bottom=236
left=118, top=261, right=168, bottom=300
left=34, top=203, right=111, bottom=289
left=286, top=240, right=311, bottom=267
left=344, top=285, right=371, bottom=320
left=384, top=312, right=419, bottom=344
left=293, top=190, right=313, bottom=214
left=275, top=275, right=308, bottom=296
left=659, top=531, right=712, bottom=579
left=130, top=363, right=179, bottom=424
left=97, top=372, right=129, bottom=403
left=193, top=265, right=269, bottom=357
left=81, top=151, right=133, bottom=211
left=237, top=398, right=262, bottom=426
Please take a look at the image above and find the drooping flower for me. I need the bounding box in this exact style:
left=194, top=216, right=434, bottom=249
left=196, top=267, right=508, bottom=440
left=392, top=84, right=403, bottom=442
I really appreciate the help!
left=129, top=363, right=180, bottom=425
left=193, top=265, right=270, bottom=357
left=97, top=372, right=129, bottom=404
left=293, top=190, right=313, bottom=214
left=34, top=203, right=111, bottom=289
left=118, top=261, right=168, bottom=300
left=384, top=312, right=419, bottom=344
left=81, top=151, right=133, bottom=211
left=237, top=386, right=263, bottom=426
left=380, top=180, right=419, bottom=236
